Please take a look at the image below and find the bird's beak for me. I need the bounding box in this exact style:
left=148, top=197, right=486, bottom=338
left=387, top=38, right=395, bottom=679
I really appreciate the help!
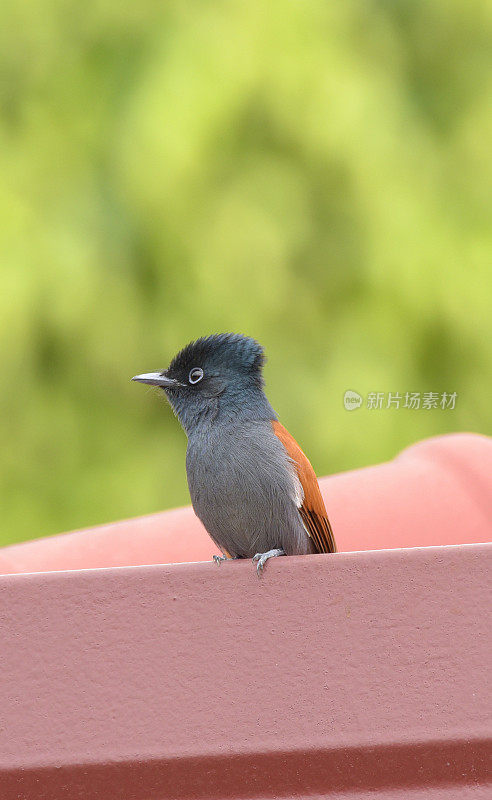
left=131, top=371, right=182, bottom=388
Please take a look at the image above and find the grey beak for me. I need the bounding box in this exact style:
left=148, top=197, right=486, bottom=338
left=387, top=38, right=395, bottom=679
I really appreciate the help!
left=131, top=371, right=181, bottom=388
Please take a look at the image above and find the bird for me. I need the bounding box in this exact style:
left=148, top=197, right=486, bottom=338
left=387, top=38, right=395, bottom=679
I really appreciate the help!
left=132, top=333, right=336, bottom=574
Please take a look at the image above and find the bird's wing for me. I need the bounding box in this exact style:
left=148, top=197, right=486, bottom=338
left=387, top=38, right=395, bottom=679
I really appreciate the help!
left=272, top=420, right=337, bottom=553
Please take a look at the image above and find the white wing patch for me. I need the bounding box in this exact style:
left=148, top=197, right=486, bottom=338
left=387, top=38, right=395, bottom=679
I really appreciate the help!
left=290, top=466, right=312, bottom=539
left=287, top=458, right=304, bottom=508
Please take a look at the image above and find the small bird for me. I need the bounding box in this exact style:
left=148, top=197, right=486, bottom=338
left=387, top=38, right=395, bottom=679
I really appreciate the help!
left=132, top=333, right=336, bottom=574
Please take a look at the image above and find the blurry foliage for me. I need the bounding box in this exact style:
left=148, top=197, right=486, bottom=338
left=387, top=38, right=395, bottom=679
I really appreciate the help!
left=0, top=0, right=490, bottom=545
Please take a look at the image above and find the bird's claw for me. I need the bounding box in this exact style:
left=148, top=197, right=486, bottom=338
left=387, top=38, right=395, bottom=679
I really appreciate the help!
left=252, top=549, right=285, bottom=576
left=213, top=554, right=228, bottom=566
left=252, top=553, right=264, bottom=575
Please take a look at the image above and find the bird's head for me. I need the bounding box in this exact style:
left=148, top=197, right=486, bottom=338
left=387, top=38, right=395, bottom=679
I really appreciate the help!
left=132, top=333, right=272, bottom=433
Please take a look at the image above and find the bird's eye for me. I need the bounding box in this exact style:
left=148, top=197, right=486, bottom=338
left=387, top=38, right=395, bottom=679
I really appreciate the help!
left=188, top=367, right=204, bottom=385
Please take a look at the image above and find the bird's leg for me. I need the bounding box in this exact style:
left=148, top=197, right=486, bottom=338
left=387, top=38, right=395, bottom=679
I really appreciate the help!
left=252, top=548, right=285, bottom=576
left=213, top=553, right=235, bottom=566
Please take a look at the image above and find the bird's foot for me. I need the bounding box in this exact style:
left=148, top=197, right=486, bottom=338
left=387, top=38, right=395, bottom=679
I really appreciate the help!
left=252, top=548, right=285, bottom=576
left=213, top=554, right=230, bottom=566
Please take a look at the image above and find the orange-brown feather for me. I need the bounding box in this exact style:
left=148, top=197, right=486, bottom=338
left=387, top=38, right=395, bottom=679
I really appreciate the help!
left=272, top=420, right=337, bottom=554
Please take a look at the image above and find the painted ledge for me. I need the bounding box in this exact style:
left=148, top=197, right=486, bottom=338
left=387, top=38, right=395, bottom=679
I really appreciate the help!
left=0, top=433, right=491, bottom=799
left=0, top=546, right=491, bottom=799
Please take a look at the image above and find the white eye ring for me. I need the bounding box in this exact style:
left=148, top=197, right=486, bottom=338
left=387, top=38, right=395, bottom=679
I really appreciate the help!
left=188, top=367, right=204, bottom=384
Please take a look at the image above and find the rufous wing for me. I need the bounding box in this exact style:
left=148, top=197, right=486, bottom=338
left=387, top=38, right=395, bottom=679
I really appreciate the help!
left=272, top=420, right=337, bottom=554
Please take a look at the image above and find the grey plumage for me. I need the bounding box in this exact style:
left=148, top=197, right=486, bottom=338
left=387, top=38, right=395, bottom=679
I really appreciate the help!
left=186, top=419, right=314, bottom=558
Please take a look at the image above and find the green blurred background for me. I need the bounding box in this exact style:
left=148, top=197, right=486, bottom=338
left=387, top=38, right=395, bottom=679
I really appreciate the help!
left=1, top=0, right=490, bottom=546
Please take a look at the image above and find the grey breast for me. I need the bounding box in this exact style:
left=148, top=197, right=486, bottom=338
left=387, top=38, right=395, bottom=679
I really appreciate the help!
left=185, top=420, right=311, bottom=558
